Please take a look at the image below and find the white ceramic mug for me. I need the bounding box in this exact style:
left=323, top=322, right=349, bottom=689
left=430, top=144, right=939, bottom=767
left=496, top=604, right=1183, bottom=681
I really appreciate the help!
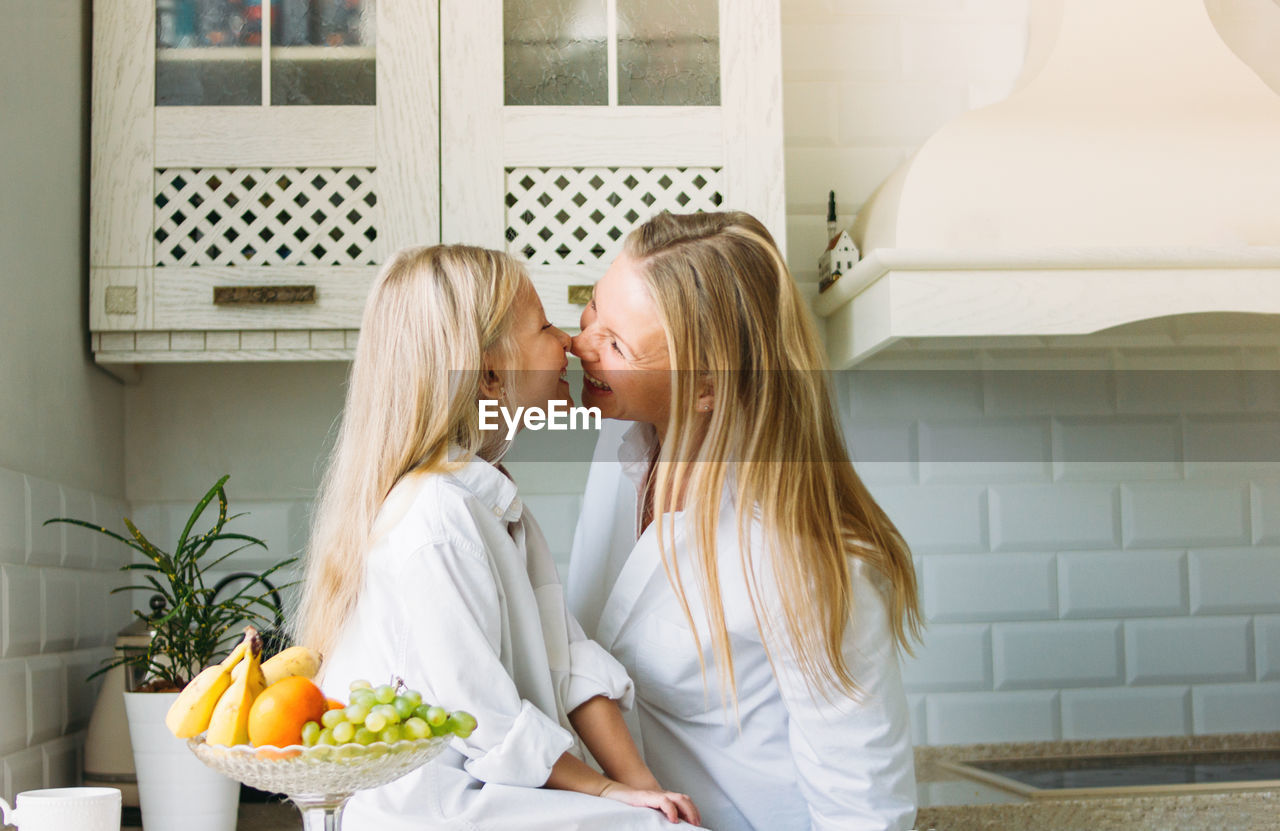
left=0, top=787, right=121, bottom=831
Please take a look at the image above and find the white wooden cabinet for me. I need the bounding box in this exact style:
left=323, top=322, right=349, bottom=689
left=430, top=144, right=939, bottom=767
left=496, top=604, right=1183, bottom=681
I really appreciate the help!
left=90, top=0, right=784, bottom=371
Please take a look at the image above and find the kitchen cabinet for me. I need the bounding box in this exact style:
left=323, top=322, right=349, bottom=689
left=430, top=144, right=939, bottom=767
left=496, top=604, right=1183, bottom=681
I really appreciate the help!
left=90, top=0, right=783, bottom=373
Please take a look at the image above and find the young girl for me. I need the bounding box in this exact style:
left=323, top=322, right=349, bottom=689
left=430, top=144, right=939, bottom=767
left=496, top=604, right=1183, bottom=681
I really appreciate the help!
left=568, top=212, right=922, bottom=831
left=296, top=245, right=700, bottom=830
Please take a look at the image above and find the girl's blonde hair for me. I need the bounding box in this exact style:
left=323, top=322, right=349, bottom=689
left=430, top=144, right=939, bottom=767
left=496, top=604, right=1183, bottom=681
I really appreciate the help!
left=295, top=244, right=527, bottom=658
left=628, top=211, right=923, bottom=703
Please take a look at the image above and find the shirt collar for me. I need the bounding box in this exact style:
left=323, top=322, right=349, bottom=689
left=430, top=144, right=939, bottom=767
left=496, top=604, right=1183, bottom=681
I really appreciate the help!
left=447, top=448, right=524, bottom=523
left=616, top=422, right=659, bottom=487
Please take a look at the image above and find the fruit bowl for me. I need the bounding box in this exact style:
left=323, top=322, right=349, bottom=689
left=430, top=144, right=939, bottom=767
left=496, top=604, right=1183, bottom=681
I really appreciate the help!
left=188, top=735, right=452, bottom=830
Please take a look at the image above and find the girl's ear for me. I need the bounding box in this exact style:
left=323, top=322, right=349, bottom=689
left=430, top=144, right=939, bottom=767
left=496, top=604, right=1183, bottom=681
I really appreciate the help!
left=480, top=362, right=504, bottom=400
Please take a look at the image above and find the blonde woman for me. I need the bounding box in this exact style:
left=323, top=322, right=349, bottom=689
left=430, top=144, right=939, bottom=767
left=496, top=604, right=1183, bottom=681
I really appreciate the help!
left=567, top=212, right=922, bottom=831
left=296, top=245, right=701, bottom=830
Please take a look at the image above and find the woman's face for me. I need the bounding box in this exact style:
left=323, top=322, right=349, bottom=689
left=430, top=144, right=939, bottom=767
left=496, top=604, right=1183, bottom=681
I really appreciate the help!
left=501, top=280, right=573, bottom=411
left=571, top=254, right=672, bottom=428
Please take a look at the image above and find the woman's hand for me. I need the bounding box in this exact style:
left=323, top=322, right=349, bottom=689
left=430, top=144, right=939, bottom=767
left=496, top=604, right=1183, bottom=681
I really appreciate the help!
left=599, top=781, right=701, bottom=826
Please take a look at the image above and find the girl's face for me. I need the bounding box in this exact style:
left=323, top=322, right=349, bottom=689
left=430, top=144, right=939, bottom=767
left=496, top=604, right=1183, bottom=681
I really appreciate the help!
left=502, top=280, right=573, bottom=411
left=570, top=254, right=673, bottom=430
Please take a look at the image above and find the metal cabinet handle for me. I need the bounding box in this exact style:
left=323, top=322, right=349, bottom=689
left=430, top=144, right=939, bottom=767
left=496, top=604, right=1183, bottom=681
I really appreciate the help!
left=213, top=285, right=317, bottom=305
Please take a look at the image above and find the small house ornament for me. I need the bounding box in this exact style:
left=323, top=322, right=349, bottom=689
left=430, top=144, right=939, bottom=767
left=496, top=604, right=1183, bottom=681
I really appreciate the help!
left=818, top=229, right=859, bottom=293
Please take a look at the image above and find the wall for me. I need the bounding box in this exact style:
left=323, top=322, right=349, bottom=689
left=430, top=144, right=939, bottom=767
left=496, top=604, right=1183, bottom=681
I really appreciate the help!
left=0, top=0, right=131, bottom=801
left=118, top=0, right=1280, bottom=749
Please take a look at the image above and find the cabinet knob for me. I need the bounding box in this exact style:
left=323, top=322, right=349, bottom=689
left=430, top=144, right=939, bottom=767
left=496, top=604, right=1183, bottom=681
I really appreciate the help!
left=567, top=284, right=595, bottom=305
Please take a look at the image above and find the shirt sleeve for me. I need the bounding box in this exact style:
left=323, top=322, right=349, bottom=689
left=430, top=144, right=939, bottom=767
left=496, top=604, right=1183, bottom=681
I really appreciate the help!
left=563, top=611, right=636, bottom=713
left=766, top=568, right=918, bottom=831
left=384, top=538, right=575, bottom=788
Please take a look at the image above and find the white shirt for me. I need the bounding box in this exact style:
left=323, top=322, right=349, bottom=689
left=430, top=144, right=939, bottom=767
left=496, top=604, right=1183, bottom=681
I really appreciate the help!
left=568, top=421, right=918, bottom=831
left=322, top=454, right=697, bottom=831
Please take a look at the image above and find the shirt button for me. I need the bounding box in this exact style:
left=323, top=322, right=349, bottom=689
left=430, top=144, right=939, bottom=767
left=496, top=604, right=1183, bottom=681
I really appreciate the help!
left=493, top=506, right=503, bottom=517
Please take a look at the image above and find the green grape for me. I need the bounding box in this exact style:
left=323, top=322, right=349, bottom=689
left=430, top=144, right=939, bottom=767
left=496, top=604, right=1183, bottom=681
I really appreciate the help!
left=373, top=684, right=397, bottom=705
left=379, top=725, right=403, bottom=744
left=401, top=689, right=423, bottom=709
left=321, top=709, right=346, bottom=729
left=372, top=703, right=401, bottom=725
left=413, top=704, right=432, bottom=723
left=423, top=706, right=448, bottom=727
left=364, top=711, right=389, bottom=733
left=300, top=721, right=321, bottom=747
left=344, top=703, right=370, bottom=725
left=318, top=727, right=337, bottom=746
left=448, top=711, right=477, bottom=739
left=354, top=727, right=378, bottom=746
left=331, top=721, right=356, bottom=744
left=349, top=688, right=376, bottom=709
left=349, top=679, right=373, bottom=692
left=392, top=696, right=417, bottom=721
left=403, top=716, right=430, bottom=740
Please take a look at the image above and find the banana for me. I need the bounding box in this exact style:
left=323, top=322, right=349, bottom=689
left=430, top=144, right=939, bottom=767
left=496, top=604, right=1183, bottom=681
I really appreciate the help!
left=164, top=630, right=253, bottom=739
left=232, top=645, right=322, bottom=688
left=205, top=629, right=266, bottom=746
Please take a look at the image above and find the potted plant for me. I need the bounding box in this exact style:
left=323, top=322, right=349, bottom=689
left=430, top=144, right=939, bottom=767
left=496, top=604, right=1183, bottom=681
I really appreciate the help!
left=47, top=475, right=296, bottom=831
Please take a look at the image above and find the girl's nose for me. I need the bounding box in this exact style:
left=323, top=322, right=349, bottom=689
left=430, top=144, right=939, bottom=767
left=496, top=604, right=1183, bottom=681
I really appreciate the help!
left=554, top=326, right=571, bottom=350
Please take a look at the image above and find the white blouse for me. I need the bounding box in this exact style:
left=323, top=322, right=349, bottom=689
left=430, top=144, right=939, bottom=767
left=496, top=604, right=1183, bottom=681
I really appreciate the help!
left=321, top=455, right=696, bottom=831
left=568, top=421, right=918, bottom=831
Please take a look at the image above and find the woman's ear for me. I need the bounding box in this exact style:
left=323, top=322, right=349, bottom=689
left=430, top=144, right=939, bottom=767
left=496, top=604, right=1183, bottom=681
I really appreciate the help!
left=696, top=376, right=715, bottom=413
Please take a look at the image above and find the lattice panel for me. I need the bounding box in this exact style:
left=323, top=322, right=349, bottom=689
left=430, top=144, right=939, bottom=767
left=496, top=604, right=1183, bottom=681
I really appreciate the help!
left=505, top=167, right=723, bottom=264
left=154, top=168, right=378, bottom=266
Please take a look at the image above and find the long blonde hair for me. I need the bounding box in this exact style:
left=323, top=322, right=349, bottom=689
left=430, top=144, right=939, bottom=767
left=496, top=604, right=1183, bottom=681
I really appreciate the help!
left=629, top=211, right=923, bottom=703
left=295, top=245, right=527, bottom=658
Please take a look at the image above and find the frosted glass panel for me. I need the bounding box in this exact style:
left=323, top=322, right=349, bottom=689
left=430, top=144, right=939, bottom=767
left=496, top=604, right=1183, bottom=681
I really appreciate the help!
left=271, top=0, right=376, bottom=105
left=618, top=0, right=719, bottom=105
left=156, top=0, right=262, bottom=105
left=504, top=0, right=608, bottom=106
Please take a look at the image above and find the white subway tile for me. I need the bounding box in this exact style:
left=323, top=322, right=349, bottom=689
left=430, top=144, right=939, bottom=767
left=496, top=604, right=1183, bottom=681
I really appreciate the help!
left=907, top=695, right=927, bottom=746
left=846, top=370, right=984, bottom=419
left=1192, top=682, right=1280, bottom=734
left=199, top=500, right=293, bottom=570
left=925, top=691, right=1059, bottom=745
left=1052, top=417, right=1182, bottom=482
left=991, top=484, right=1119, bottom=551
left=26, top=656, right=66, bottom=744
left=1253, top=482, right=1280, bottom=545
left=984, top=370, right=1114, bottom=417
left=921, top=419, right=1052, bottom=484
left=869, top=485, right=988, bottom=554
left=1116, top=367, right=1249, bottom=414
left=26, top=478, right=63, bottom=567
left=1060, top=687, right=1191, bottom=740
left=1184, top=416, right=1280, bottom=479
left=76, top=571, right=111, bottom=649
left=844, top=419, right=916, bottom=485
left=923, top=553, right=1055, bottom=622
left=1125, top=617, right=1253, bottom=685
left=91, top=495, right=132, bottom=569
left=0, top=468, right=27, bottom=564
left=837, top=81, right=973, bottom=142
left=2, top=565, right=42, bottom=658
left=42, top=734, right=79, bottom=789
left=1058, top=550, right=1187, bottom=618
left=0, top=659, right=28, bottom=755
left=786, top=147, right=908, bottom=213
left=1189, top=548, right=1280, bottom=614
left=783, top=20, right=900, bottom=82
left=1257, top=616, right=1280, bottom=682
left=64, top=649, right=110, bottom=732
left=41, top=570, right=78, bottom=653
left=901, top=624, right=991, bottom=692
left=3, top=745, right=45, bottom=797
left=1121, top=483, right=1251, bottom=549
left=901, top=20, right=1027, bottom=82
left=993, top=621, right=1122, bottom=690
left=59, top=487, right=95, bottom=569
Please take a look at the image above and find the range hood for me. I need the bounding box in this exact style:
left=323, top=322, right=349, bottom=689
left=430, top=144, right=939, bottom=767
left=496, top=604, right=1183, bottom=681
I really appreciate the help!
left=815, top=0, right=1280, bottom=367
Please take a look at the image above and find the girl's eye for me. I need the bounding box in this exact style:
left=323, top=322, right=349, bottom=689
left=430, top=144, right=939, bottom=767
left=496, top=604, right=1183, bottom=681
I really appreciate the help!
left=541, top=323, right=553, bottom=331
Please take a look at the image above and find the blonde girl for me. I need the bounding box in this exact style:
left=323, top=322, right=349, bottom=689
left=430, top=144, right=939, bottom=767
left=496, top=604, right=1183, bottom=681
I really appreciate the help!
left=297, top=245, right=700, bottom=830
left=568, top=212, right=922, bottom=831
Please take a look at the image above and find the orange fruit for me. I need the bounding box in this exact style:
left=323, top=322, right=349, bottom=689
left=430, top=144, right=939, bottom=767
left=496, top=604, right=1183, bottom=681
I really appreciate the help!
left=325, top=697, right=346, bottom=711
left=247, top=676, right=328, bottom=748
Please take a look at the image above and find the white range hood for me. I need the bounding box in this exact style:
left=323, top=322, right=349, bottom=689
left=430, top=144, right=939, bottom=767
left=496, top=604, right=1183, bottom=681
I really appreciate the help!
left=815, top=0, right=1280, bottom=367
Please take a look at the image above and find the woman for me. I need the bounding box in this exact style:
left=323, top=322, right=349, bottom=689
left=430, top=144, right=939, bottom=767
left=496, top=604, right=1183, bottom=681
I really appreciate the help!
left=567, top=212, right=922, bottom=831
left=295, top=245, right=700, bottom=830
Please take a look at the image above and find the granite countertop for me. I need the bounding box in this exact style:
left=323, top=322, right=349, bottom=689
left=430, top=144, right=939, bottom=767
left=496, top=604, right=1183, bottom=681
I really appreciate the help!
left=914, top=731, right=1280, bottom=831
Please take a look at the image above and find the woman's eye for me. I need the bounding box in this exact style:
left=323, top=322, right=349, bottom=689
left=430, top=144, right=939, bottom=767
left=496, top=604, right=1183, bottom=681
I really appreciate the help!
left=610, top=340, right=624, bottom=356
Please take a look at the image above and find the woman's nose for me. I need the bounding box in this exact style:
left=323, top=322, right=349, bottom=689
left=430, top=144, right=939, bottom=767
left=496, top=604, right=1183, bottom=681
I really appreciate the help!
left=570, top=328, right=597, bottom=362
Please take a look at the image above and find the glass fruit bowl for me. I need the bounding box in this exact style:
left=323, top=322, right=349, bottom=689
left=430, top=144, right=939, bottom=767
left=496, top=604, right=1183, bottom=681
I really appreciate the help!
left=188, top=735, right=452, bottom=830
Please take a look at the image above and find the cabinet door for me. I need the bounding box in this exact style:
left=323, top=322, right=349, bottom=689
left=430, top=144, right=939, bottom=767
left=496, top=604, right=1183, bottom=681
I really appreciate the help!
left=440, top=0, right=784, bottom=328
left=92, top=0, right=438, bottom=357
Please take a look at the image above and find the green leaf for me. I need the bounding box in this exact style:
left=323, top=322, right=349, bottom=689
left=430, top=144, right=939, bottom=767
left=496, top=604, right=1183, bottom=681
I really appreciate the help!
left=174, top=476, right=230, bottom=568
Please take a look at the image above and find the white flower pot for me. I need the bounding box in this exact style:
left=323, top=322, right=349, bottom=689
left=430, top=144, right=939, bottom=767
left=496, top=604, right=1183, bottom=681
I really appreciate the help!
left=123, top=692, right=240, bottom=831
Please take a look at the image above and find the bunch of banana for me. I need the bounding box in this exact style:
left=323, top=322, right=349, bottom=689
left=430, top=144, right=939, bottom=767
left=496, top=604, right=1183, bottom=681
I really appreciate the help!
left=165, top=629, right=324, bottom=744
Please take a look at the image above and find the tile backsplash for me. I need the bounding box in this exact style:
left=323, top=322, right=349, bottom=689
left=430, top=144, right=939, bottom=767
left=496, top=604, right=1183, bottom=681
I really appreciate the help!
left=0, top=468, right=129, bottom=799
